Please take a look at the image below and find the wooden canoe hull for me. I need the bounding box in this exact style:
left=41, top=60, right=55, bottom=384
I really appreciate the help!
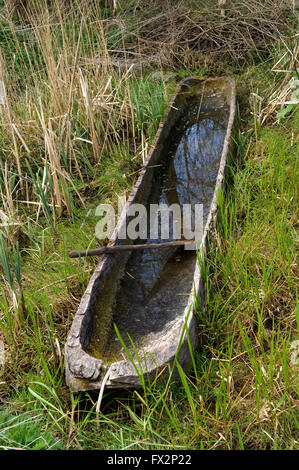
left=65, top=77, right=236, bottom=391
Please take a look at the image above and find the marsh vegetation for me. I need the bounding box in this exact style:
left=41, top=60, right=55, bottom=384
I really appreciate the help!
left=0, top=0, right=298, bottom=450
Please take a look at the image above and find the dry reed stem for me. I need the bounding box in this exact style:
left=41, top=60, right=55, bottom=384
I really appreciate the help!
left=259, top=41, right=299, bottom=124
left=79, top=68, right=100, bottom=163
left=36, top=97, right=63, bottom=217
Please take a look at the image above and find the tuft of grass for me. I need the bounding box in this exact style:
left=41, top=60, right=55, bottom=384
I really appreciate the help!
left=0, top=409, right=63, bottom=450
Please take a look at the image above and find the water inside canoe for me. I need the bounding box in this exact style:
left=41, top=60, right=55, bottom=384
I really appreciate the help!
left=87, top=96, right=229, bottom=363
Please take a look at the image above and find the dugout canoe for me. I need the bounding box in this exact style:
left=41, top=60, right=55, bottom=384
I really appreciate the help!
left=65, top=77, right=236, bottom=391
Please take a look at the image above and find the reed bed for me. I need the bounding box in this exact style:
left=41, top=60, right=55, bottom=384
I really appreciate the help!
left=0, top=1, right=294, bottom=239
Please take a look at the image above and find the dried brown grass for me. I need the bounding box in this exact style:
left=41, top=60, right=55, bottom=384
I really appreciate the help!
left=0, top=0, right=296, bottom=229
left=258, top=34, right=299, bottom=124
left=105, top=0, right=295, bottom=69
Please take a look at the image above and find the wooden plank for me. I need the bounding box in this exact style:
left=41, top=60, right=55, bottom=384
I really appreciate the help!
left=68, top=239, right=197, bottom=258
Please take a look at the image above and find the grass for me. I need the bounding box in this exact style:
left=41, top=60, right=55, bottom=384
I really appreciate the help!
left=0, top=0, right=298, bottom=451
left=0, top=409, right=63, bottom=449
left=199, top=114, right=298, bottom=449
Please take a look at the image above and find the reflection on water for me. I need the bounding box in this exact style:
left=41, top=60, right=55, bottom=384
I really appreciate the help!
left=170, top=115, right=226, bottom=212
left=87, top=100, right=229, bottom=361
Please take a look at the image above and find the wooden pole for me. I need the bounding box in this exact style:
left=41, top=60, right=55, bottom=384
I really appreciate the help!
left=68, top=239, right=197, bottom=258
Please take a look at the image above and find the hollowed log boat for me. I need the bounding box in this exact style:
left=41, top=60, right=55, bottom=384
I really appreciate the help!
left=65, top=77, right=236, bottom=391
